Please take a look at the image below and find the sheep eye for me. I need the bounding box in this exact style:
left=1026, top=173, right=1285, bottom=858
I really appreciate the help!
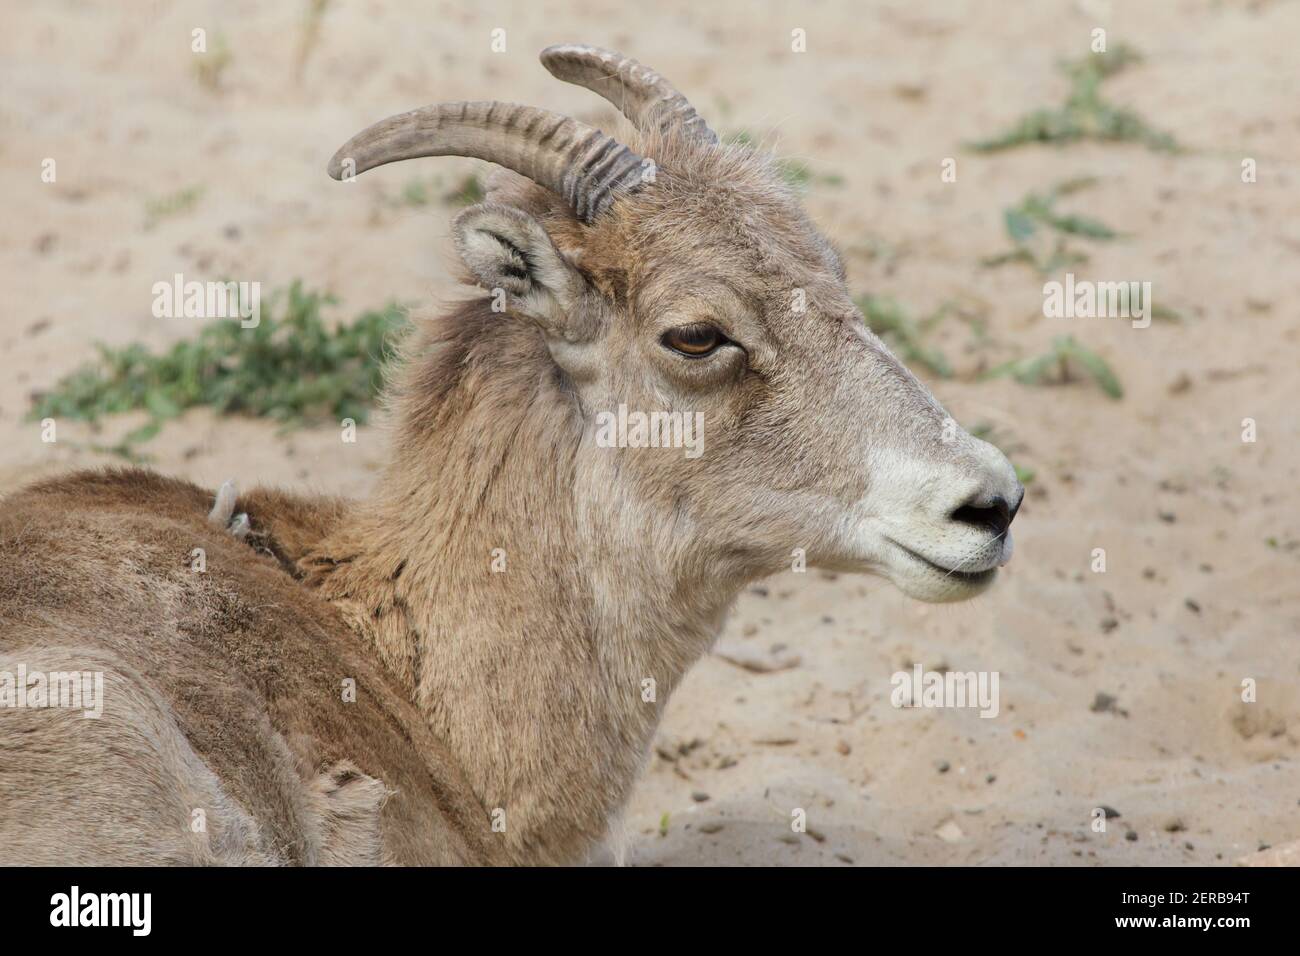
left=662, top=323, right=726, bottom=357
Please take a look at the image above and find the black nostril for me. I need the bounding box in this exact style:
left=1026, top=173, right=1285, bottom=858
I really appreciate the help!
left=1008, top=484, right=1024, bottom=523
left=952, top=495, right=1012, bottom=537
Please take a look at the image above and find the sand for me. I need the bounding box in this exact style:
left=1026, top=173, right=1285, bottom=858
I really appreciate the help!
left=2, top=0, right=1297, bottom=865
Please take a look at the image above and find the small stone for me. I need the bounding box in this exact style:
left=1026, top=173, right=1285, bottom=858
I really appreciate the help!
left=1090, top=693, right=1128, bottom=717
left=1125, top=830, right=1138, bottom=842
left=691, top=791, right=710, bottom=803
left=935, top=820, right=964, bottom=843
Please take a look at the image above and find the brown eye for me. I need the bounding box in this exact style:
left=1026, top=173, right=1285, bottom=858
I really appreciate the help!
left=662, top=323, right=726, bottom=357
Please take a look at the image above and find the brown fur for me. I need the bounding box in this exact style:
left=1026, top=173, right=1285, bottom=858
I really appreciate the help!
left=0, top=66, right=1018, bottom=865
left=0, top=469, right=503, bottom=864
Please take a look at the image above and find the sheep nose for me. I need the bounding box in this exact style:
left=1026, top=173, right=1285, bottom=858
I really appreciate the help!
left=950, top=485, right=1023, bottom=538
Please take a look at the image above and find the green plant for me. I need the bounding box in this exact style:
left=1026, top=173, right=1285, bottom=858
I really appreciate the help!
left=388, top=172, right=484, bottom=209
left=443, top=172, right=485, bottom=206
left=968, top=44, right=1179, bottom=154
left=29, top=282, right=408, bottom=455
left=294, top=0, right=331, bottom=81
left=396, top=178, right=436, bottom=208
left=854, top=294, right=952, bottom=378
left=856, top=296, right=1007, bottom=376
left=726, top=130, right=844, bottom=190
left=968, top=422, right=1035, bottom=485
left=144, top=186, right=204, bottom=228
left=982, top=335, right=1123, bottom=399
left=982, top=178, right=1120, bottom=274
left=194, top=31, right=233, bottom=92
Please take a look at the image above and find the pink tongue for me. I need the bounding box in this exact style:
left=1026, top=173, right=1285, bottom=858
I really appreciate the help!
left=998, top=533, right=1015, bottom=567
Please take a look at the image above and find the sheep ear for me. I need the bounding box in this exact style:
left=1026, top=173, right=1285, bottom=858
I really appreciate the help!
left=452, top=203, right=585, bottom=328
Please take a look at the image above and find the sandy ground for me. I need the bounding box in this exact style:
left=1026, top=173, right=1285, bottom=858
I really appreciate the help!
left=2, top=0, right=1298, bottom=865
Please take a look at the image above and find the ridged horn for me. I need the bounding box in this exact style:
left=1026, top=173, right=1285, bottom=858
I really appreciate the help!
left=540, top=44, right=718, bottom=145
left=327, top=101, right=646, bottom=222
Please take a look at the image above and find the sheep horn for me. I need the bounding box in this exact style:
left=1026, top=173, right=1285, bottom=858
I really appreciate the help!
left=327, top=101, right=646, bottom=222
left=539, top=44, right=718, bottom=145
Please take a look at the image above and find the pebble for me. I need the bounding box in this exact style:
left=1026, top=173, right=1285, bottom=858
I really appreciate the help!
left=935, top=820, right=965, bottom=843
left=1090, top=692, right=1129, bottom=717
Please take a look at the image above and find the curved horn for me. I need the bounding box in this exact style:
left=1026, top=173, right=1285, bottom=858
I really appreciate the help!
left=327, top=101, right=646, bottom=222
left=539, top=44, right=718, bottom=145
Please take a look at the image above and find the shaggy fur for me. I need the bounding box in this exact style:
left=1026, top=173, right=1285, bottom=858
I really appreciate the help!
left=0, top=469, right=503, bottom=864
left=0, top=53, right=1019, bottom=865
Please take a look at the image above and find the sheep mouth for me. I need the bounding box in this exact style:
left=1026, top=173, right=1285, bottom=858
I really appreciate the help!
left=886, top=539, right=999, bottom=585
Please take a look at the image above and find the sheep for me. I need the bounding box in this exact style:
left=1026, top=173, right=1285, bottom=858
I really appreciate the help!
left=0, top=44, right=1021, bottom=865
